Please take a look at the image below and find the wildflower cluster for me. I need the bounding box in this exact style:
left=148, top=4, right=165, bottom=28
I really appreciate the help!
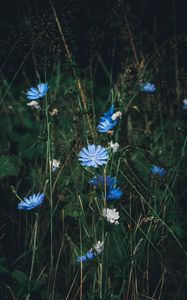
left=76, top=83, right=169, bottom=262
left=19, top=83, right=124, bottom=264
left=17, top=81, right=167, bottom=267
left=77, top=105, right=123, bottom=262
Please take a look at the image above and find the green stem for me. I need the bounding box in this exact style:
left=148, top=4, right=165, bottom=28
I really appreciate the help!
left=26, top=213, right=38, bottom=300
left=45, top=94, right=54, bottom=292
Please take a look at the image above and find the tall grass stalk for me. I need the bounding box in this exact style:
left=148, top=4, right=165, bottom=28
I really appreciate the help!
left=26, top=213, right=38, bottom=300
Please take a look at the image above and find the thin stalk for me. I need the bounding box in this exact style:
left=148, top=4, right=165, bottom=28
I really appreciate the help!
left=51, top=210, right=65, bottom=299
left=120, top=0, right=139, bottom=66
left=173, top=0, right=180, bottom=99
left=79, top=218, right=83, bottom=300
left=45, top=92, right=54, bottom=294
left=26, top=213, right=38, bottom=300
left=49, top=0, right=95, bottom=140
left=0, top=31, right=44, bottom=106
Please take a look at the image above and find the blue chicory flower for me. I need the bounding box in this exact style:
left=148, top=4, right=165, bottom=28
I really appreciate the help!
left=78, top=144, right=109, bottom=168
left=140, top=82, right=156, bottom=93
left=76, top=251, right=96, bottom=263
left=26, top=83, right=49, bottom=100
left=17, top=193, right=45, bottom=210
left=77, top=241, right=104, bottom=263
left=97, top=118, right=118, bottom=133
left=151, top=165, right=166, bottom=177
left=97, top=105, right=122, bottom=133
left=102, top=105, right=115, bottom=119
left=89, top=175, right=117, bottom=189
left=90, top=174, right=123, bottom=201
left=106, top=187, right=123, bottom=201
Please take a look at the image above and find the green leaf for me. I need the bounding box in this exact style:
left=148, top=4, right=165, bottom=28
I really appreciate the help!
left=0, top=265, right=9, bottom=275
left=64, top=203, right=82, bottom=219
left=0, top=155, right=19, bottom=178
left=18, top=133, right=43, bottom=159
left=11, top=269, right=29, bottom=285
left=170, top=225, right=185, bottom=238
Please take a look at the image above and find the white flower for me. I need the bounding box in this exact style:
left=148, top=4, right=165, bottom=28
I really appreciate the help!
left=49, top=108, right=59, bottom=116
left=51, top=159, right=60, bottom=172
left=27, top=101, right=41, bottom=110
left=102, top=208, right=120, bottom=225
left=111, top=111, right=122, bottom=121
left=93, top=240, right=104, bottom=255
left=109, top=141, right=119, bottom=153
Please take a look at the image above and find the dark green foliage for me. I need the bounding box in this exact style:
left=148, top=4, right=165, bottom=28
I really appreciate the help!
left=0, top=156, right=19, bottom=178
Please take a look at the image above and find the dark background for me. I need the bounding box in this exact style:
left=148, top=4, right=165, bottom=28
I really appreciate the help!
left=0, top=0, right=186, bottom=37
left=0, top=0, right=186, bottom=81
